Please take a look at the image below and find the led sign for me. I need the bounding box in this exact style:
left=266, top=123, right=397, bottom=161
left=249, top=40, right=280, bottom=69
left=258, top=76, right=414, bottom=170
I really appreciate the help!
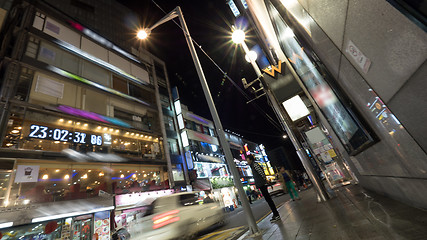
left=57, top=105, right=132, bottom=128
left=28, top=124, right=103, bottom=145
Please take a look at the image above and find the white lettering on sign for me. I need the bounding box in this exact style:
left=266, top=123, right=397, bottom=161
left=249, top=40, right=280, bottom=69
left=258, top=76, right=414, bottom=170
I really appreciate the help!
left=346, top=40, right=371, bottom=74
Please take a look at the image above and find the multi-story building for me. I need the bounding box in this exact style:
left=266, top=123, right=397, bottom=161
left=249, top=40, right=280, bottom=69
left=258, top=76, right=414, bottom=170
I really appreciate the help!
left=228, top=0, right=427, bottom=208
left=0, top=0, right=180, bottom=237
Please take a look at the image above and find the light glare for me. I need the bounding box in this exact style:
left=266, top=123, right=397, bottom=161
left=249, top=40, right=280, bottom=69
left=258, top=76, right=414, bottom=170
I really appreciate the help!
left=232, top=30, right=245, bottom=44
left=137, top=29, right=149, bottom=39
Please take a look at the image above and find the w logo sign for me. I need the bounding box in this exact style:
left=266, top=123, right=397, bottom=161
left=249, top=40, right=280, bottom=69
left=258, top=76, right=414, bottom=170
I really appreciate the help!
left=263, top=61, right=283, bottom=77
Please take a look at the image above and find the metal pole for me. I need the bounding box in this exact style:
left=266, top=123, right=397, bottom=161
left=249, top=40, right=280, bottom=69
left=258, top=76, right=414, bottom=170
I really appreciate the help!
left=240, top=41, right=328, bottom=202
left=176, top=7, right=259, bottom=234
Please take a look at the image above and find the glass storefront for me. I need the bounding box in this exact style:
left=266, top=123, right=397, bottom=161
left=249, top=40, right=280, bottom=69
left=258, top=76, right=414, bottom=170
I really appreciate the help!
left=5, top=161, right=165, bottom=206
left=194, top=162, right=228, bottom=179
left=266, top=1, right=375, bottom=155
left=2, top=108, right=163, bottom=160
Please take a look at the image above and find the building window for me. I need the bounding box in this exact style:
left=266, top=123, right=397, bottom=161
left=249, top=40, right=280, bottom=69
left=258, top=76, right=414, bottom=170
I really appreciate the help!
left=160, top=95, right=171, bottom=110
left=164, top=115, right=175, bottom=131
left=209, top=128, right=215, bottom=137
left=195, top=124, right=202, bottom=133
left=203, top=126, right=209, bottom=135
left=168, top=139, right=179, bottom=155
left=113, top=75, right=128, bottom=94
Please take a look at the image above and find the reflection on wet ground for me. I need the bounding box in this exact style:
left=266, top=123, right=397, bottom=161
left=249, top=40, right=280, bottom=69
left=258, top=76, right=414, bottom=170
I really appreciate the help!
left=232, top=185, right=427, bottom=240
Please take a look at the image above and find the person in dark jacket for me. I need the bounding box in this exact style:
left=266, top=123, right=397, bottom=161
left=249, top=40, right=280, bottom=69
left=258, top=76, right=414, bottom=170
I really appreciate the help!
left=247, top=154, right=280, bottom=222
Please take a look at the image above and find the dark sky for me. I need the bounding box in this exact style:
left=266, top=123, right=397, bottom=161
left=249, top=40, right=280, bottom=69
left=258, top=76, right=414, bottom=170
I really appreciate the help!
left=118, top=0, right=288, bottom=150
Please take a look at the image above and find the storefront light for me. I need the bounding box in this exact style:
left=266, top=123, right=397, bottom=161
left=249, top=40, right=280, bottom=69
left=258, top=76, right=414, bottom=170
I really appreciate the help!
left=42, top=174, right=49, bottom=180
left=55, top=169, right=60, bottom=172
left=83, top=123, right=88, bottom=127
left=109, top=128, right=114, bottom=132
left=64, top=174, right=70, bottom=179
left=54, top=141, right=60, bottom=144
left=68, top=120, right=73, bottom=124
left=103, top=127, right=108, bottom=131
left=82, top=174, right=88, bottom=179
left=11, top=129, right=20, bottom=134
left=115, top=129, right=119, bottom=133
left=97, top=126, right=102, bottom=129
left=76, top=122, right=80, bottom=125
left=99, top=172, right=104, bottom=176
left=120, top=174, right=124, bottom=178
left=126, top=132, right=129, bottom=135
left=59, top=119, right=64, bottom=122
left=23, top=199, right=30, bottom=205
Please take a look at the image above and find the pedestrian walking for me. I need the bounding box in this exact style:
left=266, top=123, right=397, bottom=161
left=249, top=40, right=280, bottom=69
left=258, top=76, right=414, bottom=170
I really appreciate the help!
left=247, top=154, right=280, bottom=222
left=246, top=188, right=253, bottom=204
left=280, top=167, right=300, bottom=201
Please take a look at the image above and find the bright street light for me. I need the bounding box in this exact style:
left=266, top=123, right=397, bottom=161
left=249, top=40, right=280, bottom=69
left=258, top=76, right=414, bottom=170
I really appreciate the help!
left=137, top=29, right=150, bottom=40
left=231, top=29, right=245, bottom=44
left=245, top=50, right=258, bottom=63
left=139, top=7, right=259, bottom=234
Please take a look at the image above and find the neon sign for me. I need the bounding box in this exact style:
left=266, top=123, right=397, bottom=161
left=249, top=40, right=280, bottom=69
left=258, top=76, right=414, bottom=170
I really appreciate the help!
left=57, top=105, right=132, bottom=128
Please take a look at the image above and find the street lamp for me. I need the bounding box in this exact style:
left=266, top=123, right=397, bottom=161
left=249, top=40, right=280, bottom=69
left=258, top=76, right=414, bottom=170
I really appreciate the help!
left=139, top=7, right=259, bottom=234
left=232, top=29, right=329, bottom=202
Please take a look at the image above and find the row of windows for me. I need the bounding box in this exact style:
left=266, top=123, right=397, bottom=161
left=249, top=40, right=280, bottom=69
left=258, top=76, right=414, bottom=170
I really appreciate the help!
left=184, top=120, right=215, bottom=137
left=25, top=36, right=156, bottom=106
left=188, top=139, right=221, bottom=155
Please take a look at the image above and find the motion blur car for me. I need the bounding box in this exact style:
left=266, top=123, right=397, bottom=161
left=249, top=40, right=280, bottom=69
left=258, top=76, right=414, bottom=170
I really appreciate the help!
left=267, top=181, right=284, bottom=196
left=129, top=192, right=225, bottom=239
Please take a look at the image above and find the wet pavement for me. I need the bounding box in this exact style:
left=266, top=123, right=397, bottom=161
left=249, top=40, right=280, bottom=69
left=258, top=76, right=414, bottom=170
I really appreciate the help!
left=233, top=184, right=427, bottom=240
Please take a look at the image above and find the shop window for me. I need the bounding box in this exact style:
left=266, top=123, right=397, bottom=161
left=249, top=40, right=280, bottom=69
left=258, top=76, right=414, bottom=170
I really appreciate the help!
left=7, top=164, right=108, bottom=205
left=110, top=166, right=163, bottom=193
left=1, top=219, right=62, bottom=239
left=113, top=75, right=128, bottom=94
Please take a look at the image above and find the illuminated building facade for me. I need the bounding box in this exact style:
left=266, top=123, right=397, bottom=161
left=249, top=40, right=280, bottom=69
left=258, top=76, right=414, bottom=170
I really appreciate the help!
left=0, top=0, right=180, bottom=234
left=228, top=0, right=427, bottom=208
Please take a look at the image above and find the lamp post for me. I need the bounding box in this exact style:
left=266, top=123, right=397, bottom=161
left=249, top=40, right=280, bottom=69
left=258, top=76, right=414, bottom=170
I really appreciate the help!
left=232, top=29, right=329, bottom=202
left=138, top=7, right=259, bottom=234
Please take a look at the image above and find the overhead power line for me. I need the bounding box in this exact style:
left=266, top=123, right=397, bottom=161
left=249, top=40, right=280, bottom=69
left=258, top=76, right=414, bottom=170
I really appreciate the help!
left=151, top=0, right=284, bottom=132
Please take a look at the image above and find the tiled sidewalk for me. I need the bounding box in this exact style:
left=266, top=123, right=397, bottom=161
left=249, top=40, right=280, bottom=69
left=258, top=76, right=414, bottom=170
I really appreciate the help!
left=236, top=185, right=427, bottom=240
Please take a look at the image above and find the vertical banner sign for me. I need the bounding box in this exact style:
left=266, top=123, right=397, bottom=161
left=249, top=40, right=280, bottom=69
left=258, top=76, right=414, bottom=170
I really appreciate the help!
left=15, top=165, right=40, bottom=183
left=94, top=211, right=110, bottom=240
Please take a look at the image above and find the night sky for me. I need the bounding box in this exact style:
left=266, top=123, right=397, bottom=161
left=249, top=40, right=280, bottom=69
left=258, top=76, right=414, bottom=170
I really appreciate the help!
left=118, top=0, right=290, bottom=151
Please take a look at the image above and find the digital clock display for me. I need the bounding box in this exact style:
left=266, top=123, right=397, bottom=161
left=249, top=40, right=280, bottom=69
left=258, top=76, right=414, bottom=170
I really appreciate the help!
left=28, top=124, right=103, bottom=146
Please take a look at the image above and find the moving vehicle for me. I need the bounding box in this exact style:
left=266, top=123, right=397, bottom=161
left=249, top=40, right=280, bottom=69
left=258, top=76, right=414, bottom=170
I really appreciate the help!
left=267, top=181, right=284, bottom=196
left=129, top=192, right=225, bottom=239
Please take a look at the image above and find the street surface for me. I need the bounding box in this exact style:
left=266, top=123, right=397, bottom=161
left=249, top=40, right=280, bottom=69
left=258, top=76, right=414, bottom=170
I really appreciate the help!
left=198, top=192, right=291, bottom=240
